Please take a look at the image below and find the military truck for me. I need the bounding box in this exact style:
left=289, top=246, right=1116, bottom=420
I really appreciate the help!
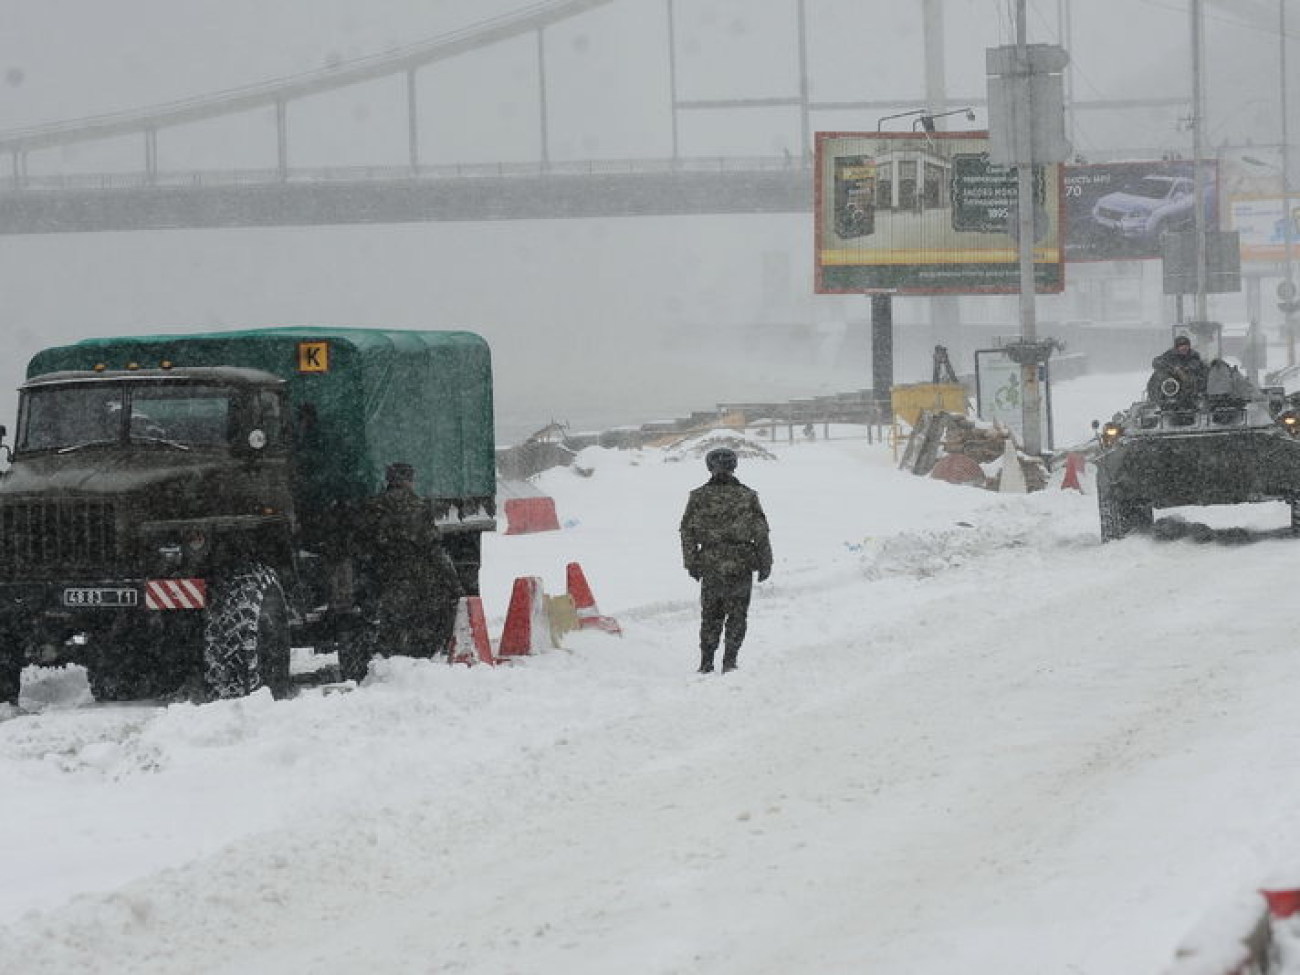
left=1094, top=357, right=1300, bottom=541
left=0, top=327, right=496, bottom=703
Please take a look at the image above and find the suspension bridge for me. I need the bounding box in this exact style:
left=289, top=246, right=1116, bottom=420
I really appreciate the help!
left=0, top=0, right=1232, bottom=235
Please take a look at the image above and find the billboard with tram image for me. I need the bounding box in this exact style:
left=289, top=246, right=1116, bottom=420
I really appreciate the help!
left=814, top=130, right=1063, bottom=295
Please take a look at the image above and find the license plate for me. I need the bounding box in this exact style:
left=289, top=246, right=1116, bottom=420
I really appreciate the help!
left=62, top=587, right=139, bottom=608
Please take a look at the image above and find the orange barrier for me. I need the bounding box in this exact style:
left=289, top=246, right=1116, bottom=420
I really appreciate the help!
left=504, top=497, right=561, bottom=535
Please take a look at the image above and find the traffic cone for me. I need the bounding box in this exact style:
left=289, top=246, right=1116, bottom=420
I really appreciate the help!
left=449, top=596, right=495, bottom=666
left=1060, top=451, right=1085, bottom=492
left=1262, top=889, right=1300, bottom=919
left=999, top=438, right=1027, bottom=494
left=566, top=562, right=622, bottom=636
left=498, top=576, right=553, bottom=656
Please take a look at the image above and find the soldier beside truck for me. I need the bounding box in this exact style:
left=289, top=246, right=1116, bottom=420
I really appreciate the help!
left=0, top=327, right=496, bottom=707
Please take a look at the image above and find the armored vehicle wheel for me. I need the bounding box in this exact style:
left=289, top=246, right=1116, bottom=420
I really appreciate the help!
left=1130, top=502, right=1154, bottom=531
left=203, top=564, right=292, bottom=700
left=1099, top=496, right=1153, bottom=542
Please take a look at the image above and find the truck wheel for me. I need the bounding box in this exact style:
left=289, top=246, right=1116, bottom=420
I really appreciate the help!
left=86, top=658, right=152, bottom=702
left=86, top=623, right=158, bottom=702
left=203, top=564, right=292, bottom=700
left=0, top=626, right=23, bottom=706
left=1291, top=498, right=1300, bottom=535
left=336, top=623, right=376, bottom=683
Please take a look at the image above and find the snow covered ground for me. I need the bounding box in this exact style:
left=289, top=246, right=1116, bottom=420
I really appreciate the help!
left=3, top=369, right=1300, bottom=974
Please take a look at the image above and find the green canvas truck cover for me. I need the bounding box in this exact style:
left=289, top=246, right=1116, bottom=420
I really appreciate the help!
left=25, top=327, right=495, bottom=507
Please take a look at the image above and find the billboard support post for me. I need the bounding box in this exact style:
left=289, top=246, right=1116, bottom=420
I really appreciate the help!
left=870, top=294, right=893, bottom=419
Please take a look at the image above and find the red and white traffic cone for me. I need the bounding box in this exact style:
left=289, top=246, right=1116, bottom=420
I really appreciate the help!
left=566, top=562, right=622, bottom=636
left=449, top=596, right=496, bottom=666
left=498, top=576, right=552, bottom=657
left=1060, top=451, right=1086, bottom=493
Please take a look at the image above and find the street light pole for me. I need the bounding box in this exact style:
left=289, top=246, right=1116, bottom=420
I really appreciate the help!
left=1282, top=0, right=1296, bottom=364
left=1015, top=0, right=1044, bottom=456
left=1190, top=0, right=1209, bottom=326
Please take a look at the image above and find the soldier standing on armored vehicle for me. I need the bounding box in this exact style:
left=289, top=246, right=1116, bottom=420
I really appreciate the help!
left=355, top=462, right=463, bottom=666
left=1148, top=335, right=1208, bottom=402
left=679, top=447, right=773, bottom=675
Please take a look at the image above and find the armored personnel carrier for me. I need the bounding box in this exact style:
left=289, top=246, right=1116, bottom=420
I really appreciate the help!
left=1094, top=358, right=1300, bottom=541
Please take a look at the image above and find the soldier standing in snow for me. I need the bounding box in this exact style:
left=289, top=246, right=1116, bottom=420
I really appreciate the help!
left=0, top=634, right=21, bottom=714
left=679, top=447, right=773, bottom=674
left=358, top=462, right=463, bottom=659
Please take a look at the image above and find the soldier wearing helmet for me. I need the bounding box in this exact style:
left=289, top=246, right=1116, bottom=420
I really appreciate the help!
left=352, top=461, right=464, bottom=674
left=1148, top=334, right=1207, bottom=402
left=679, top=446, right=773, bottom=674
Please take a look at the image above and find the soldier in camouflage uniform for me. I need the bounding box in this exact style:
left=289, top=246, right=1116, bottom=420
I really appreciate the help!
left=679, top=447, right=772, bottom=674
left=357, top=462, right=464, bottom=659
left=0, top=633, right=21, bottom=713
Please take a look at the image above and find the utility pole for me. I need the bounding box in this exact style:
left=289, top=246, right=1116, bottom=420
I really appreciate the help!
left=1014, top=0, right=1043, bottom=456
left=1282, top=0, right=1297, bottom=364
left=923, top=0, right=961, bottom=357
left=1190, top=0, right=1209, bottom=326
left=986, top=1, right=1067, bottom=459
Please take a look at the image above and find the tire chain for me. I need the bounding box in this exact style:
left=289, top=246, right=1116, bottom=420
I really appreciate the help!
left=202, top=563, right=284, bottom=699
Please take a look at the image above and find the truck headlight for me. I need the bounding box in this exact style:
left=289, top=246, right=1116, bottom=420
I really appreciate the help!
left=1280, top=411, right=1300, bottom=436
left=1100, top=422, right=1123, bottom=446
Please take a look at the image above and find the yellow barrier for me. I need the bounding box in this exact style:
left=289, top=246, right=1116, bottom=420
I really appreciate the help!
left=890, top=383, right=966, bottom=428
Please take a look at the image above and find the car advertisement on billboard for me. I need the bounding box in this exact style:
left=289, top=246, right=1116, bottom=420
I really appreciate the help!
left=1061, top=160, right=1219, bottom=262
left=814, top=131, right=1063, bottom=295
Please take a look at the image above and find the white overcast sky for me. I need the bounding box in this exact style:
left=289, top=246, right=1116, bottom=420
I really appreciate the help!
left=0, top=0, right=1289, bottom=170
left=0, top=0, right=1291, bottom=442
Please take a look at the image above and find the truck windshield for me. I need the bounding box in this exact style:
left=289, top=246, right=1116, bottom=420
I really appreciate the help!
left=20, top=383, right=233, bottom=453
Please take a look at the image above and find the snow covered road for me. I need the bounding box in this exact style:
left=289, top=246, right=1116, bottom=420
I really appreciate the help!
left=4, top=399, right=1300, bottom=973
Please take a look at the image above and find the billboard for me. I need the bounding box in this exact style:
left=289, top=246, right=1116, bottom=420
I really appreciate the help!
left=814, top=131, right=1063, bottom=295
left=1216, top=146, right=1297, bottom=265
left=1061, top=160, right=1219, bottom=262
left=1228, top=196, right=1300, bottom=264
